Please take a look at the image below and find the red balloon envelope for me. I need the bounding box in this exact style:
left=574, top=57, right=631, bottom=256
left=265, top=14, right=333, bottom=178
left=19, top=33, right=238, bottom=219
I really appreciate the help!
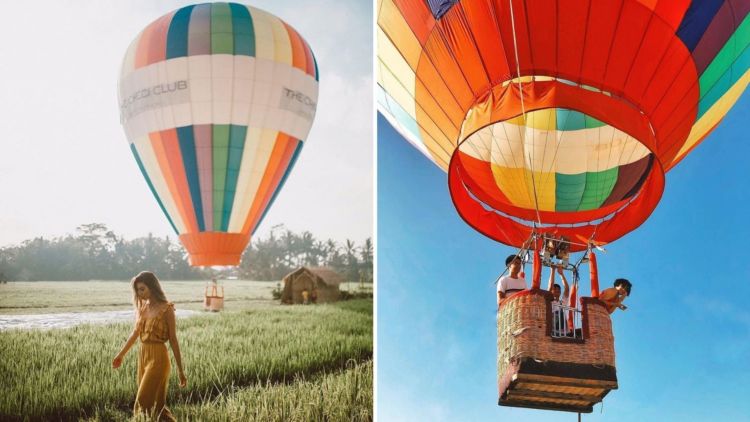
left=377, top=0, right=750, bottom=250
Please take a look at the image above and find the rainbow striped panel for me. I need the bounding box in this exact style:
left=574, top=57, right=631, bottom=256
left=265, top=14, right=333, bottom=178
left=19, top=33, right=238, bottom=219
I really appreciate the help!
left=458, top=109, right=653, bottom=213
left=671, top=0, right=750, bottom=168
left=118, top=2, right=318, bottom=244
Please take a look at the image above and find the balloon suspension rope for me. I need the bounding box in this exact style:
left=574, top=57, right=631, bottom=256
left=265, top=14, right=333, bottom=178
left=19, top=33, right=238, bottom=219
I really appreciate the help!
left=571, top=244, right=591, bottom=275
left=492, top=234, right=534, bottom=286
left=509, top=0, right=542, bottom=227
left=528, top=159, right=543, bottom=227
left=508, top=0, right=526, bottom=116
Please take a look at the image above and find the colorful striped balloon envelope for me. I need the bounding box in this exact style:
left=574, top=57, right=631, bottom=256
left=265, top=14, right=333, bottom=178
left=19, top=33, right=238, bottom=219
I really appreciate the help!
left=119, top=2, right=318, bottom=266
left=377, top=0, right=750, bottom=250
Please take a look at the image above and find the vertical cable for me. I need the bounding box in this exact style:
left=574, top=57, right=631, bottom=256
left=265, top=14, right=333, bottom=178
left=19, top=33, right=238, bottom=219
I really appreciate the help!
left=508, top=0, right=526, bottom=116
left=509, top=0, right=542, bottom=226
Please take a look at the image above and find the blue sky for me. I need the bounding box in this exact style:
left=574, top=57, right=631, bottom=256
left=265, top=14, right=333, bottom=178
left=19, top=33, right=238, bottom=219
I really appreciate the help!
left=377, top=90, right=750, bottom=421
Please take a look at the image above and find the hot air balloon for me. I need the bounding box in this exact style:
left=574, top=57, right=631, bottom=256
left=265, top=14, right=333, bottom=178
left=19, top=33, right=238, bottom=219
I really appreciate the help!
left=119, top=2, right=318, bottom=267
left=377, top=0, right=749, bottom=413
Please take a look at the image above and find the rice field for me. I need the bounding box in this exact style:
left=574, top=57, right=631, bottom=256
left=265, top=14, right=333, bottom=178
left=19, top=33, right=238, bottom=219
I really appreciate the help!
left=0, top=280, right=373, bottom=315
left=0, top=280, right=277, bottom=314
left=85, top=361, right=372, bottom=422
left=0, top=281, right=373, bottom=421
left=0, top=308, right=199, bottom=330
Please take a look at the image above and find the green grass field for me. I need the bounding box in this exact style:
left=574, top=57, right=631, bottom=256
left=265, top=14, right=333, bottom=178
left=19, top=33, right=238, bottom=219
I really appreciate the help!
left=0, top=280, right=277, bottom=314
left=0, top=281, right=373, bottom=421
left=0, top=280, right=373, bottom=314
left=85, top=361, right=373, bottom=422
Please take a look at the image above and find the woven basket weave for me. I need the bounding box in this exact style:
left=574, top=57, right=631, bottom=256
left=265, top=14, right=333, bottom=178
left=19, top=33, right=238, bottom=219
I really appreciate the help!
left=497, top=290, right=615, bottom=379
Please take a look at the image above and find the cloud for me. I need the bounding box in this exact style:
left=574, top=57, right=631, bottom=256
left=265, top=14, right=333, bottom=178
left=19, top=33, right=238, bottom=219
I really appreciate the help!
left=684, top=295, right=750, bottom=331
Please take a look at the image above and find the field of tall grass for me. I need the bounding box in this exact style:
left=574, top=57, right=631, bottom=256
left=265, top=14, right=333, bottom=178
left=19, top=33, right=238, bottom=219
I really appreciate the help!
left=87, top=361, right=372, bottom=422
left=0, top=280, right=373, bottom=315
left=0, top=280, right=277, bottom=314
left=0, top=285, right=373, bottom=421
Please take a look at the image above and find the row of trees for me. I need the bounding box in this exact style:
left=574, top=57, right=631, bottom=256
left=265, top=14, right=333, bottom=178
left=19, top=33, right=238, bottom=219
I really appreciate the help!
left=241, top=225, right=373, bottom=281
left=0, top=223, right=373, bottom=282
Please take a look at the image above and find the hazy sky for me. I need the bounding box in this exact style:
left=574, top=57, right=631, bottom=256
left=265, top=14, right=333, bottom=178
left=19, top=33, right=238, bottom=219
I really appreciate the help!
left=0, top=0, right=372, bottom=246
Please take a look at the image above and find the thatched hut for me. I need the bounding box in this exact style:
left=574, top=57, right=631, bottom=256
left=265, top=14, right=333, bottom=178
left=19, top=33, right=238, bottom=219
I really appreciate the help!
left=280, top=267, right=343, bottom=304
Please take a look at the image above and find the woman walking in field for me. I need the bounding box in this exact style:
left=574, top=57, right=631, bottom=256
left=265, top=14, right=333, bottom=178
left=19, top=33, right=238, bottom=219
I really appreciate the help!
left=112, top=271, right=187, bottom=421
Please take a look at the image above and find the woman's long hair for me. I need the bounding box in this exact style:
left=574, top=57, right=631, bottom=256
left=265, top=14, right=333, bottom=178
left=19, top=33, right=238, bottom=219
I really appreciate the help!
left=132, top=271, right=169, bottom=310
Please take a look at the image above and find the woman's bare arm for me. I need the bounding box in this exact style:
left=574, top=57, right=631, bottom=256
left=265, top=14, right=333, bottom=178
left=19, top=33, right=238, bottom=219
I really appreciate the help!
left=559, top=268, right=570, bottom=299
left=547, top=268, right=555, bottom=291
left=112, top=315, right=141, bottom=368
left=165, top=305, right=187, bottom=387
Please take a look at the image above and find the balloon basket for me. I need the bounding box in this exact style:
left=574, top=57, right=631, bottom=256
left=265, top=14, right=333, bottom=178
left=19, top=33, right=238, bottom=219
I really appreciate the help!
left=204, top=283, right=225, bottom=312
left=497, top=290, right=618, bottom=413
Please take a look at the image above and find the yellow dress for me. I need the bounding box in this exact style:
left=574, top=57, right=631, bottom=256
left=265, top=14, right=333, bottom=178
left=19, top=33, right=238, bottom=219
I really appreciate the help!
left=135, top=302, right=176, bottom=421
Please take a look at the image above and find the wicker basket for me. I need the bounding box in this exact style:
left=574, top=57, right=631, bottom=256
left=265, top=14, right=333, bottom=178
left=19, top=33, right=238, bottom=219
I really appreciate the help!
left=497, top=289, right=617, bottom=413
left=204, top=284, right=224, bottom=312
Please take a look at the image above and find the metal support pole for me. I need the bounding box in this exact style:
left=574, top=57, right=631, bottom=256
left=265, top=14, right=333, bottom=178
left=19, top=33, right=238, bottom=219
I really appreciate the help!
left=589, top=250, right=600, bottom=298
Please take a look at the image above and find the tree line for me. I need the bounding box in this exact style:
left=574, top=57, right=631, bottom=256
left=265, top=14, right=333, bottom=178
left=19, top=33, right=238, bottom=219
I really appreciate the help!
left=0, top=223, right=373, bottom=282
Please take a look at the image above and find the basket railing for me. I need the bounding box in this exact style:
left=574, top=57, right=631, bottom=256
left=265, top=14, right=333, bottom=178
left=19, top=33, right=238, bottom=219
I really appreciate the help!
left=550, top=302, right=583, bottom=340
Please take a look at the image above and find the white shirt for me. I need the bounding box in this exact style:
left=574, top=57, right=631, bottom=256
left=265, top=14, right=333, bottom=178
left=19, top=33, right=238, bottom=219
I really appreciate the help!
left=551, top=296, right=569, bottom=307
left=497, top=275, right=527, bottom=297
